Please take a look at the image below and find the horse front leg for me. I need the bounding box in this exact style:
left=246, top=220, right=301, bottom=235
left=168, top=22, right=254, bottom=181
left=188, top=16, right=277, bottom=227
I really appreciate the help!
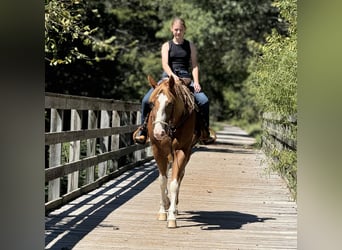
left=155, top=157, right=170, bottom=221
left=167, top=178, right=179, bottom=228
left=158, top=173, right=170, bottom=221
left=167, top=150, right=186, bottom=228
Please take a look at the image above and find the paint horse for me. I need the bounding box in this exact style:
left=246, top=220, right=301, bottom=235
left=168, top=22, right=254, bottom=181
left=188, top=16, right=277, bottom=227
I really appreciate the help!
left=147, top=75, right=198, bottom=228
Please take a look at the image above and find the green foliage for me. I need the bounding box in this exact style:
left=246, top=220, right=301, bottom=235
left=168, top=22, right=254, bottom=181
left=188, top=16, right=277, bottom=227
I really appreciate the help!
left=152, top=0, right=283, bottom=120
left=45, top=0, right=123, bottom=65
left=265, top=147, right=297, bottom=199
left=245, top=0, right=297, bottom=117
left=45, top=0, right=285, bottom=119
left=242, top=0, right=297, bottom=198
left=247, top=31, right=297, bottom=116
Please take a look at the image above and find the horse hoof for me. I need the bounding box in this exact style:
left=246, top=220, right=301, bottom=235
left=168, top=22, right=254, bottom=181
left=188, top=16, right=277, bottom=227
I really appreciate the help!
left=157, top=213, right=167, bottom=221
left=167, top=220, right=177, bottom=228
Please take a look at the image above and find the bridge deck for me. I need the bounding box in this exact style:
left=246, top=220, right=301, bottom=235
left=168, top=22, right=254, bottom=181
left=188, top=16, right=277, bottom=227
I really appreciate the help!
left=45, top=125, right=297, bottom=250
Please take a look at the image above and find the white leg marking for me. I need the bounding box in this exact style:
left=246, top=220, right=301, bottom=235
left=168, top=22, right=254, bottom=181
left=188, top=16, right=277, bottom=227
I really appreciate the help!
left=168, top=179, right=179, bottom=221
left=158, top=175, right=169, bottom=214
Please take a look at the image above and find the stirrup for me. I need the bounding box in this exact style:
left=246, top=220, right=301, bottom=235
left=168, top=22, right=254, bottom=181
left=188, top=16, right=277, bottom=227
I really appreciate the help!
left=199, top=127, right=217, bottom=145
left=133, top=126, right=147, bottom=144
left=135, top=135, right=147, bottom=144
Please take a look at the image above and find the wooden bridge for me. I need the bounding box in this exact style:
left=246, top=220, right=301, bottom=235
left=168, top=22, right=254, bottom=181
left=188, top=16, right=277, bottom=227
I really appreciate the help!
left=45, top=126, right=297, bottom=249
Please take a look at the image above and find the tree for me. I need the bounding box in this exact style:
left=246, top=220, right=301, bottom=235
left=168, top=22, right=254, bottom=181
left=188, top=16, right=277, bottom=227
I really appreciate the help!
left=45, top=0, right=123, bottom=65
left=243, top=0, right=297, bottom=198
left=45, top=0, right=163, bottom=99
left=154, top=0, right=284, bottom=120
left=245, top=0, right=297, bottom=117
left=45, top=0, right=285, bottom=121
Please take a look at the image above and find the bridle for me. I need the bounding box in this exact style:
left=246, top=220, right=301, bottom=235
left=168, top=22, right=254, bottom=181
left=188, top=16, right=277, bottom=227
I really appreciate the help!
left=151, top=101, right=177, bottom=139
left=151, top=106, right=190, bottom=165
left=152, top=104, right=189, bottom=142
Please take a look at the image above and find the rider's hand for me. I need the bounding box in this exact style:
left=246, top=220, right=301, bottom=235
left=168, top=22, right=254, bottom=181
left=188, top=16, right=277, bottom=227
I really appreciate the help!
left=171, top=73, right=180, bottom=82
left=193, top=82, right=201, bottom=93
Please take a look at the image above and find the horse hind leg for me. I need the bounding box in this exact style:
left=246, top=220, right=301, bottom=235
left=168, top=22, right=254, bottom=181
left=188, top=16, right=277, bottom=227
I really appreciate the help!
left=157, top=174, right=170, bottom=221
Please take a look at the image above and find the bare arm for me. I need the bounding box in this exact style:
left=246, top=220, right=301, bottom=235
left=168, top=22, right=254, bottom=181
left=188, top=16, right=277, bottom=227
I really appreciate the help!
left=161, top=42, right=179, bottom=81
left=190, top=42, right=201, bottom=92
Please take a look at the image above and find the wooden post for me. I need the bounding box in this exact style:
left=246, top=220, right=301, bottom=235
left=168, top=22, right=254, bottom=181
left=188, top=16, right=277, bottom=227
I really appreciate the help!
left=48, top=109, right=63, bottom=201
left=121, top=111, right=132, bottom=163
left=133, top=111, right=142, bottom=162
left=111, top=110, right=120, bottom=171
left=67, top=109, right=82, bottom=192
left=98, top=110, right=110, bottom=177
left=86, top=110, right=97, bottom=184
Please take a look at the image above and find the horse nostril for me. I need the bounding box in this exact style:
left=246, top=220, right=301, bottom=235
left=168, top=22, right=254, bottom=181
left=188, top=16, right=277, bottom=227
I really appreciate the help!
left=160, top=130, right=166, bottom=136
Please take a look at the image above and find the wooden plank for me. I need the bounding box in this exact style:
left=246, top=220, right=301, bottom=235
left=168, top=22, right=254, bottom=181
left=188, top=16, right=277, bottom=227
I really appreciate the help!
left=67, top=109, right=81, bottom=192
left=111, top=110, right=120, bottom=171
left=45, top=125, right=297, bottom=250
left=47, top=109, right=63, bottom=201
left=45, top=156, right=154, bottom=213
left=120, top=111, right=133, bottom=164
left=98, top=110, right=110, bottom=177
left=45, top=125, right=139, bottom=145
left=45, top=92, right=141, bottom=112
left=45, top=143, right=151, bottom=181
left=45, top=93, right=153, bottom=214
left=263, top=121, right=296, bottom=150
left=85, top=110, right=97, bottom=184
left=133, top=110, right=142, bottom=163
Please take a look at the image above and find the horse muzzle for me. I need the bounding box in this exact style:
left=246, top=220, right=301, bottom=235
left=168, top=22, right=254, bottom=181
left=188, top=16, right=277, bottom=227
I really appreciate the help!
left=153, top=128, right=168, bottom=141
left=153, top=121, right=169, bottom=140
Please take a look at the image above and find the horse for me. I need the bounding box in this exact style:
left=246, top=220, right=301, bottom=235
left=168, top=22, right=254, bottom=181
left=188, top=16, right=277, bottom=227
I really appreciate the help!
left=146, top=75, right=198, bottom=228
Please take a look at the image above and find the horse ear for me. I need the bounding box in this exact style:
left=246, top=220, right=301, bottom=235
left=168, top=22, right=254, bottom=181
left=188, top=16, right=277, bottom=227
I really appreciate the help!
left=147, top=75, right=158, bottom=88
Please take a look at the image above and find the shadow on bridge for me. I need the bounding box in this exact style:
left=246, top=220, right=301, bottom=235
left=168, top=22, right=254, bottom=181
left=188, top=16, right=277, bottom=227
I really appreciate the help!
left=178, top=210, right=275, bottom=230
left=192, top=143, right=256, bottom=155
left=45, top=161, right=159, bottom=250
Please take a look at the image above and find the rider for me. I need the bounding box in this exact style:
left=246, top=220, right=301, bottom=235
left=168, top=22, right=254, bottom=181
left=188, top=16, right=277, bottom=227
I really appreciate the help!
left=134, top=17, right=215, bottom=145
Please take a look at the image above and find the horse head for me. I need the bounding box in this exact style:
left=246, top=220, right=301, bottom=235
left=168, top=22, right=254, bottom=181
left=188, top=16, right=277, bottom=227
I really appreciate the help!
left=147, top=75, right=177, bottom=141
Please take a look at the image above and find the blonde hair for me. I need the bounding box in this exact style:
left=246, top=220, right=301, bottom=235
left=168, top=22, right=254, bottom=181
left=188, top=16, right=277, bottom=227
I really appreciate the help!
left=171, top=17, right=186, bottom=30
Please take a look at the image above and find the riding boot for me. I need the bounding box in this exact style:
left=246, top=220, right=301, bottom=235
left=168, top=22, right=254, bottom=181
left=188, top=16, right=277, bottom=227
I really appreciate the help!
left=134, top=115, right=149, bottom=144
left=200, top=127, right=216, bottom=145
left=198, top=104, right=215, bottom=145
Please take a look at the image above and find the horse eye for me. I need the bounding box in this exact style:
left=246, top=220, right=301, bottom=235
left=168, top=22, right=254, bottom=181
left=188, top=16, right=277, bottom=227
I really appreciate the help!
left=149, top=102, right=154, bottom=109
left=165, top=103, right=173, bottom=112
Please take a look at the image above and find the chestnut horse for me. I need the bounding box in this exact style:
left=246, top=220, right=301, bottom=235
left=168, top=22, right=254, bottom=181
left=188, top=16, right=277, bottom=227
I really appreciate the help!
left=147, top=75, right=198, bottom=228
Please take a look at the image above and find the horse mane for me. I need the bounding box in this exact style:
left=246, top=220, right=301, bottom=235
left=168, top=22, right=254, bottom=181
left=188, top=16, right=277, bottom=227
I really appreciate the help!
left=173, top=80, right=197, bottom=114
left=151, top=78, right=197, bottom=114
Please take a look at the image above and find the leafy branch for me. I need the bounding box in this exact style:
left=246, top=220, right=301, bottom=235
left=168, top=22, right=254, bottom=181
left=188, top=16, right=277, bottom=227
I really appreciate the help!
left=45, top=0, right=125, bottom=65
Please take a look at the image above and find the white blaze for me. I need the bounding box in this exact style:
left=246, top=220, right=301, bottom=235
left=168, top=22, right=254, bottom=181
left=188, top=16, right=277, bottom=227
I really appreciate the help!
left=153, top=93, right=168, bottom=139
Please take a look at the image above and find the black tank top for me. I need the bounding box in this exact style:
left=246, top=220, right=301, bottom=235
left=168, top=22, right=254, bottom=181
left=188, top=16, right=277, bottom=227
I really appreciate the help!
left=168, top=39, right=191, bottom=78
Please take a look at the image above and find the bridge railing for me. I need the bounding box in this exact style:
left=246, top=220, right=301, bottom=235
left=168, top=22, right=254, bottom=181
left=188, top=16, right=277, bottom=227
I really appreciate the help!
left=261, top=112, right=297, bottom=198
left=45, top=92, right=153, bottom=212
